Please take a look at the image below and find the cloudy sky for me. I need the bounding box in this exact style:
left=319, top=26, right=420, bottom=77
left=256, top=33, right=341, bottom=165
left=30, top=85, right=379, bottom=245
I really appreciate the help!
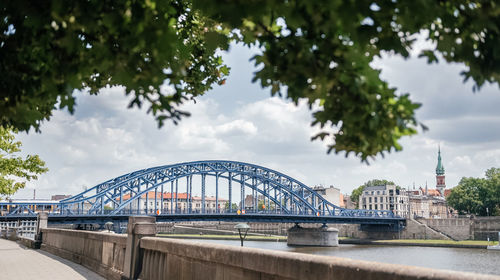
left=13, top=42, right=500, bottom=200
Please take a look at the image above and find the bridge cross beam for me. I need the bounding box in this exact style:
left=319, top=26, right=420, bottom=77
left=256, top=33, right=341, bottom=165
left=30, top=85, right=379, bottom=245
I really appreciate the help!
left=202, top=173, right=206, bottom=214
left=215, top=172, right=219, bottom=213
left=228, top=172, right=232, bottom=213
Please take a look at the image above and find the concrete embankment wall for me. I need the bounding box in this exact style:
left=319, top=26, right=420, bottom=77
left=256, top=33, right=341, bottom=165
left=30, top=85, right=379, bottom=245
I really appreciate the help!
left=336, top=219, right=449, bottom=240
left=418, top=218, right=473, bottom=240
left=473, top=217, right=500, bottom=241
left=419, top=217, right=500, bottom=241
left=167, top=220, right=450, bottom=240
left=36, top=226, right=498, bottom=279
left=157, top=221, right=290, bottom=236
left=138, top=237, right=491, bottom=280
left=41, top=228, right=126, bottom=280
left=173, top=217, right=500, bottom=241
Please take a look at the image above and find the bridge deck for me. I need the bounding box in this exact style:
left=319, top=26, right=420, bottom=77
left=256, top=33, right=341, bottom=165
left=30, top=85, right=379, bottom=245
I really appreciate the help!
left=0, top=239, right=104, bottom=280
left=1, top=213, right=405, bottom=225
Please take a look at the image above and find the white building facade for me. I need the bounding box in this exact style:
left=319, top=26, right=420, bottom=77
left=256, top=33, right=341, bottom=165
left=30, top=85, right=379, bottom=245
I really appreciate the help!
left=359, top=185, right=409, bottom=217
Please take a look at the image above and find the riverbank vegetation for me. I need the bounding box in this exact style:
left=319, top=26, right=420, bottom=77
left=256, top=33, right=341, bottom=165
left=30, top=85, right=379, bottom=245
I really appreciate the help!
left=447, top=168, right=500, bottom=216
left=0, top=126, right=48, bottom=197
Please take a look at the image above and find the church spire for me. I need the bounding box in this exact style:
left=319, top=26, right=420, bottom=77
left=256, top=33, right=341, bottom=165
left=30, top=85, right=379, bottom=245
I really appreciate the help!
left=435, top=145, right=446, bottom=196
left=436, top=145, right=445, bottom=175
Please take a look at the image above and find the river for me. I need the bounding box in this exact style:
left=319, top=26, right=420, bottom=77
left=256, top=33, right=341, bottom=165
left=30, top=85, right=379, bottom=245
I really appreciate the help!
left=187, top=239, right=500, bottom=276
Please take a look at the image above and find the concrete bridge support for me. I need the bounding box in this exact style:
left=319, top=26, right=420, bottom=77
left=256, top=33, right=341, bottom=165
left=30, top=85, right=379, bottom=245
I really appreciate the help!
left=287, top=224, right=339, bottom=247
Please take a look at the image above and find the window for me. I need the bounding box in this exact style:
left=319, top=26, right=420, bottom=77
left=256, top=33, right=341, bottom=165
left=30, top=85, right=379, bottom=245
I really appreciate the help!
left=375, top=204, right=378, bottom=210
left=380, top=204, right=383, bottom=210
left=374, top=197, right=378, bottom=203
left=369, top=205, right=372, bottom=210
left=369, top=197, right=372, bottom=203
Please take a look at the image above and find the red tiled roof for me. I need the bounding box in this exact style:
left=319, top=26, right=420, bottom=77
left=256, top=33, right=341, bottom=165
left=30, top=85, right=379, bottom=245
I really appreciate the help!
left=118, top=191, right=191, bottom=201
left=426, top=189, right=441, bottom=196
left=192, top=196, right=228, bottom=201
left=117, top=192, right=228, bottom=201
left=444, top=189, right=452, bottom=197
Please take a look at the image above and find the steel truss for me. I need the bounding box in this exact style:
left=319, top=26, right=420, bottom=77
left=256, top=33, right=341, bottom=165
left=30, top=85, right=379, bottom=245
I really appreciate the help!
left=1, top=160, right=397, bottom=220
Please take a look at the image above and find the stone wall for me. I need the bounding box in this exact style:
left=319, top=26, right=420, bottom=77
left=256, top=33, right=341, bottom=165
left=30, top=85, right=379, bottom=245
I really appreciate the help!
left=166, top=221, right=450, bottom=240
left=418, top=218, right=473, bottom=240
left=41, top=228, right=127, bottom=280
left=138, top=237, right=486, bottom=280
left=158, top=221, right=290, bottom=236
left=35, top=218, right=498, bottom=280
left=335, top=219, right=449, bottom=240
left=472, top=217, right=500, bottom=241
left=419, top=217, right=500, bottom=241
left=175, top=218, right=500, bottom=241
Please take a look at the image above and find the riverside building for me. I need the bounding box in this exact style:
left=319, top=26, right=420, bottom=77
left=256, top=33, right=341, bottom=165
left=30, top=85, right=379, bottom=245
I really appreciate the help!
left=359, top=184, right=409, bottom=217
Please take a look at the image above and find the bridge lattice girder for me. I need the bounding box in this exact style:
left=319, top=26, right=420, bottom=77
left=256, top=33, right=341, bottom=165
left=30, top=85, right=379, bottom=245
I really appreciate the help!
left=50, top=160, right=395, bottom=218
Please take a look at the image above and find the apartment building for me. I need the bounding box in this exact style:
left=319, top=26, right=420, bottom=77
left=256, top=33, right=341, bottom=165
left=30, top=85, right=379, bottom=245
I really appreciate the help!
left=359, top=184, right=409, bottom=217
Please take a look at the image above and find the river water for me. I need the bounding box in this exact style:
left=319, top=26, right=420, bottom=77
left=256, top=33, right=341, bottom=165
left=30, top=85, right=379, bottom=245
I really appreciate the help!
left=188, top=239, right=500, bottom=276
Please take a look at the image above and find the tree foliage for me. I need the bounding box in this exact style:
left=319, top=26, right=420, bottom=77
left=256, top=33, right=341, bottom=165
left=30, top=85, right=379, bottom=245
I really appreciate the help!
left=0, top=126, right=48, bottom=197
left=224, top=202, right=238, bottom=211
left=447, top=168, right=500, bottom=216
left=2, top=1, right=500, bottom=161
left=257, top=199, right=275, bottom=211
left=351, top=179, right=395, bottom=208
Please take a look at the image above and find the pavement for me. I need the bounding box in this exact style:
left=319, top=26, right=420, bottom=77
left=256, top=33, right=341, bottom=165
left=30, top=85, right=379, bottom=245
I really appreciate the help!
left=0, top=238, right=104, bottom=280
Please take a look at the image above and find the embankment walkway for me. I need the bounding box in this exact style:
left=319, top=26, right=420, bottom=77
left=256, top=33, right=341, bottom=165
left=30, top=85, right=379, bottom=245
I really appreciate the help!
left=0, top=238, right=104, bottom=280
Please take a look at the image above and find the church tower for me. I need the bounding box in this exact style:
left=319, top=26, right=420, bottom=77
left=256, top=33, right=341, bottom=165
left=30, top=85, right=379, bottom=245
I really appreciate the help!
left=436, top=146, right=446, bottom=196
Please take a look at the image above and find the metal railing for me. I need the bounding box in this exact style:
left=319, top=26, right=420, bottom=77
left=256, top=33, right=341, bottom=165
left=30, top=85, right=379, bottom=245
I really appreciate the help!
left=0, top=220, right=38, bottom=240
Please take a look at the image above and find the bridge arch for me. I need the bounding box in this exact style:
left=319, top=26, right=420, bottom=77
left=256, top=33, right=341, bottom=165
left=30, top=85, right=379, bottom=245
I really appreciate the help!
left=55, top=160, right=394, bottom=219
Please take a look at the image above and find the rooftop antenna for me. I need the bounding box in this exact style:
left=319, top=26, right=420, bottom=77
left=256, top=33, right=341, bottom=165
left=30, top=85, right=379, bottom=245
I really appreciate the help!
left=33, top=189, right=36, bottom=200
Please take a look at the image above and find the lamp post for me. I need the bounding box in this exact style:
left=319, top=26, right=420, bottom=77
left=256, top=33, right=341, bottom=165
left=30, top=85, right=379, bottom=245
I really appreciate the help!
left=105, top=221, right=114, bottom=233
left=486, top=207, right=489, bottom=244
left=234, top=223, right=250, bottom=247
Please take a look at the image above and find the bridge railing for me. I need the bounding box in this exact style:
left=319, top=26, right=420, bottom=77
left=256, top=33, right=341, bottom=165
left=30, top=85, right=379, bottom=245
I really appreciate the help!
left=19, top=220, right=38, bottom=240
left=2, top=207, right=399, bottom=220
left=45, top=208, right=397, bottom=217
left=2, top=199, right=399, bottom=220
left=0, top=220, right=38, bottom=240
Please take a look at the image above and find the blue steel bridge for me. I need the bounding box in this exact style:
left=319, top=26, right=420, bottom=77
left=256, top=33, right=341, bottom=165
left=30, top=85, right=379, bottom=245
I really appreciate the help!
left=0, top=160, right=405, bottom=231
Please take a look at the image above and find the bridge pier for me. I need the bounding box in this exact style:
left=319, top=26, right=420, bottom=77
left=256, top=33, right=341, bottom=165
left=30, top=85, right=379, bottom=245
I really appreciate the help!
left=287, top=224, right=339, bottom=247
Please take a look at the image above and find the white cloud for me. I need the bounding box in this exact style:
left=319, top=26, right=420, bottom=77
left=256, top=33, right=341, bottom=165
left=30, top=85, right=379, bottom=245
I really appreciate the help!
left=11, top=43, right=500, bottom=202
left=215, top=120, right=258, bottom=136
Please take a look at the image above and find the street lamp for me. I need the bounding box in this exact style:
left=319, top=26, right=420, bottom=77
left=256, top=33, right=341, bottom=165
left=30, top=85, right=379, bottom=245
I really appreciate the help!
left=234, top=223, right=250, bottom=247
left=486, top=207, right=489, bottom=244
left=105, top=221, right=114, bottom=233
